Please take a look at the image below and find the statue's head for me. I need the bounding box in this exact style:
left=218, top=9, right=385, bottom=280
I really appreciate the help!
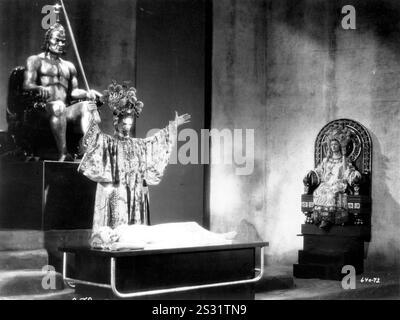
left=42, top=23, right=66, bottom=55
left=102, top=80, right=144, bottom=137
left=326, top=124, right=353, bottom=158
left=329, top=139, right=341, bottom=155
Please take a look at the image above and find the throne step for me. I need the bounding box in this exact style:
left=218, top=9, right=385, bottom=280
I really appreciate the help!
left=301, top=224, right=370, bottom=240
left=0, top=249, right=48, bottom=270
left=303, top=234, right=364, bottom=252
left=298, top=250, right=363, bottom=269
left=293, top=263, right=363, bottom=281
left=0, top=230, right=44, bottom=251
left=0, top=269, right=64, bottom=297
left=1, top=288, right=75, bottom=300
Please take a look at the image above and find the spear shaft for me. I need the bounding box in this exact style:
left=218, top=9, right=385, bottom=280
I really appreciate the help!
left=59, top=0, right=90, bottom=92
left=59, top=0, right=100, bottom=123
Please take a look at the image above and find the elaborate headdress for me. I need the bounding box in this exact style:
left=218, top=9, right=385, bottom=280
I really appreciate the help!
left=102, top=80, right=144, bottom=125
left=42, top=23, right=66, bottom=51
left=325, top=123, right=353, bottom=155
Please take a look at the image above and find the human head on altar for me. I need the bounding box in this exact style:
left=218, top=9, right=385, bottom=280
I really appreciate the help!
left=102, top=80, right=144, bottom=137
left=42, top=23, right=67, bottom=55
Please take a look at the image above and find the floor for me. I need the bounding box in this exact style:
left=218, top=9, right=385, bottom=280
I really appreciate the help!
left=256, top=268, right=400, bottom=300
left=1, top=231, right=399, bottom=301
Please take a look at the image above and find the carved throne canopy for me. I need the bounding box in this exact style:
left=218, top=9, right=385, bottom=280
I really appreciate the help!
left=315, top=119, right=372, bottom=181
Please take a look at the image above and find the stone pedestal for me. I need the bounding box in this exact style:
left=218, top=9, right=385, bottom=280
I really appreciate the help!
left=0, top=161, right=96, bottom=230
left=293, top=224, right=370, bottom=280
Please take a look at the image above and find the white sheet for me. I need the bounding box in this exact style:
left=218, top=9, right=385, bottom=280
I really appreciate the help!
left=90, top=222, right=237, bottom=250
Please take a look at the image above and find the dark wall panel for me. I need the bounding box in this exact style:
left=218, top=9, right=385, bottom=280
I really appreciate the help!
left=136, top=0, right=209, bottom=225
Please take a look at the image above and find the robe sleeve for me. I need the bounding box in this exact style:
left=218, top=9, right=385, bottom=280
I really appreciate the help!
left=344, top=162, right=361, bottom=186
left=139, top=120, right=178, bottom=185
left=77, top=120, right=115, bottom=183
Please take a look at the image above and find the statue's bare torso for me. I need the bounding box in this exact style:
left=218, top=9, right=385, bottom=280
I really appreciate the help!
left=23, top=52, right=95, bottom=161
left=24, top=52, right=78, bottom=103
left=36, top=53, right=71, bottom=101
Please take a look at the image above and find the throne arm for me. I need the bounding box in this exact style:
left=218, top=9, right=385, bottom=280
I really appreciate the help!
left=303, top=170, right=319, bottom=194
left=346, top=170, right=362, bottom=195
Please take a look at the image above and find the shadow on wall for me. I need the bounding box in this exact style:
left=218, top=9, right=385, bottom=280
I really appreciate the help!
left=366, top=132, right=400, bottom=272
left=276, top=0, right=335, bottom=45
left=234, top=219, right=263, bottom=243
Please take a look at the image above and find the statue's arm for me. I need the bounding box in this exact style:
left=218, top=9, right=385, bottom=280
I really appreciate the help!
left=303, top=160, right=324, bottom=194
left=303, top=170, right=319, bottom=193
left=69, top=63, right=89, bottom=100
left=23, top=55, right=48, bottom=98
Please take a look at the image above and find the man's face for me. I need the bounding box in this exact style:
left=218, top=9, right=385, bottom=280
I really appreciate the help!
left=48, top=31, right=66, bottom=55
left=117, top=116, right=134, bottom=136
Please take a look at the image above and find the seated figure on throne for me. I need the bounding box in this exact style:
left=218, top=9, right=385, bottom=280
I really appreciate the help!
left=303, top=125, right=361, bottom=230
left=22, top=22, right=101, bottom=161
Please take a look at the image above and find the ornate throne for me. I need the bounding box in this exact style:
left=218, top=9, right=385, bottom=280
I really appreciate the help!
left=294, top=119, right=372, bottom=280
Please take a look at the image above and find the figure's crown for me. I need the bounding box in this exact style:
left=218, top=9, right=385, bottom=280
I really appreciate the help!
left=102, top=80, right=144, bottom=119
left=326, top=123, right=353, bottom=149
left=45, top=22, right=66, bottom=39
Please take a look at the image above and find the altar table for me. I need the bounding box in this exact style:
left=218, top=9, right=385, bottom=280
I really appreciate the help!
left=59, top=241, right=268, bottom=300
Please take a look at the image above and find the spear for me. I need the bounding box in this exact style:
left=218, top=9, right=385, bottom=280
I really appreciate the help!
left=56, top=1, right=101, bottom=123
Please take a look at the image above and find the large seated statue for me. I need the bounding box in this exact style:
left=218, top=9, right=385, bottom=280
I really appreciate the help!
left=5, top=21, right=101, bottom=162
left=301, top=119, right=372, bottom=230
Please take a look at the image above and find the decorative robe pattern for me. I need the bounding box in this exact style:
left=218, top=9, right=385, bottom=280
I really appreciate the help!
left=311, top=157, right=361, bottom=224
left=78, top=120, right=177, bottom=233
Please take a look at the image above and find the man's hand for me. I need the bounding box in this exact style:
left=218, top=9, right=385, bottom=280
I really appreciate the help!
left=87, top=101, right=97, bottom=112
left=87, top=100, right=101, bottom=124
left=86, top=89, right=103, bottom=101
left=175, top=111, right=191, bottom=127
left=37, top=86, right=51, bottom=99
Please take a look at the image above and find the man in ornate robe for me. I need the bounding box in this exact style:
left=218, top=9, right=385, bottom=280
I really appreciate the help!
left=78, top=118, right=178, bottom=231
left=78, top=81, right=190, bottom=239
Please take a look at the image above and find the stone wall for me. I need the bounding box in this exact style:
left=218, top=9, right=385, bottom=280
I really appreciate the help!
left=211, top=0, right=400, bottom=270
